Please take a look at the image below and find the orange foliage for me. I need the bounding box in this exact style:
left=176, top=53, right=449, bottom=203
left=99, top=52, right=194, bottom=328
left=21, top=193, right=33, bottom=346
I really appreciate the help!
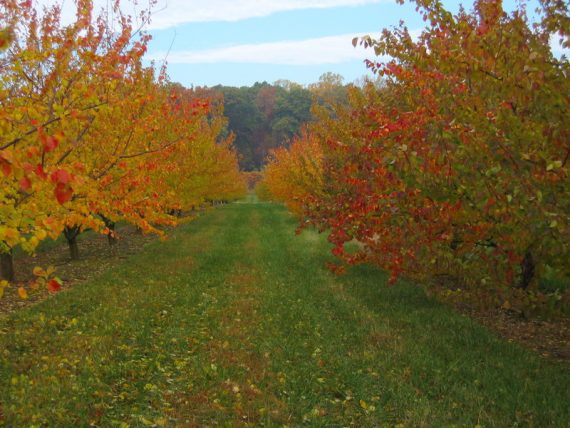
left=0, top=0, right=245, bottom=292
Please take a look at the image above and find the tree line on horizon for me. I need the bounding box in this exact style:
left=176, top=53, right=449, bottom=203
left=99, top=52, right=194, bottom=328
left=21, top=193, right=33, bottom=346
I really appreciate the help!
left=207, top=73, right=354, bottom=171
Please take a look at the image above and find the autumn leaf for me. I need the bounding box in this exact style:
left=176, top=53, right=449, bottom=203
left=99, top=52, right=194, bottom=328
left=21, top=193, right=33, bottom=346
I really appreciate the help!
left=0, top=280, right=8, bottom=299
left=18, top=287, right=29, bottom=299
left=0, top=28, right=14, bottom=51
left=0, top=153, right=12, bottom=177
left=42, top=135, right=59, bottom=153
left=19, top=176, right=32, bottom=191
left=55, top=183, right=73, bottom=204
left=47, top=278, right=62, bottom=293
left=35, top=164, right=48, bottom=179
left=51, top=169, right=71, bottom=184
left=33, top=266, right=47, bottom=277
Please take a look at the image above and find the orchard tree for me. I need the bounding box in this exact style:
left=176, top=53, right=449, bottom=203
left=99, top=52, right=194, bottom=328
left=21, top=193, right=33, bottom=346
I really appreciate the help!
left=0, top=0, right=150, bottom=277
left=264, top=0, right=569, bottom=312
left=349, top=0, right=569, bottom=291
left=159, top=85, right=246, bottom=212
left=263, top=129, right=324, bottom=217
left=0, top=0, right=245, bottom=296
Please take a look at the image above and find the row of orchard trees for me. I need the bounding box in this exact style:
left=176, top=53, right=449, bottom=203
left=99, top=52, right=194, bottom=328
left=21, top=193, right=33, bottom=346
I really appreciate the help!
left=0, top=0, right=245, bottom=292
left=262, top=0, right=569, bottom=312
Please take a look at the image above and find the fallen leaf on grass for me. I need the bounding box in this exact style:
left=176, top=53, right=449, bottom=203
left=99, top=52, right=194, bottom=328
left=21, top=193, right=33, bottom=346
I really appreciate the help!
left=18, top=287, right=28, bottom=299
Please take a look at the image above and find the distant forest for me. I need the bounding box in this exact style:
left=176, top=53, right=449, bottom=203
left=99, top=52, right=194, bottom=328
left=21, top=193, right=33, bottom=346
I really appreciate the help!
left=211, top=73, right=352, bottom=171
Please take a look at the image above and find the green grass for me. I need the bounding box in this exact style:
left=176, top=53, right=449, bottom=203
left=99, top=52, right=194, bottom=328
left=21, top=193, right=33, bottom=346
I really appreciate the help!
left=0, top=200, right=568, bottom=426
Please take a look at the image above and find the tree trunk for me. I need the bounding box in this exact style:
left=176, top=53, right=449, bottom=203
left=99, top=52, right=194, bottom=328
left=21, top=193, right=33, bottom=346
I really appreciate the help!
left=105, top=218, right=117, bottom=246
left=99, top=215, right=118, bottom=247
left=107, top=225, right=117, bottom=246
left=135, top=212, right=145, bottom=234
left=67, top=236, right=79, bottom=260
left=0, top=250, right=14, bottom=281
left=106, top=222, right=118, bottom=256
left=64, top=226, right=81, bottom=260
left=519, top=249, right=535, bottom=290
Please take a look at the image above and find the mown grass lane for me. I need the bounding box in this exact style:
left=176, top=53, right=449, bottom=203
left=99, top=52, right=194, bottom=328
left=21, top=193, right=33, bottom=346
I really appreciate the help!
left=1, top=199, right=568, bottom=426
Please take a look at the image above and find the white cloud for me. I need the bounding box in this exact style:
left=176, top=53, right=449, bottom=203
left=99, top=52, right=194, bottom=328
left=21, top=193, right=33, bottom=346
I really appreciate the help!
left=35, top=0, right=385, bottom=29
left=149, top=0, right=385, bottom=29
left=148, top=33, right=377, bottom=65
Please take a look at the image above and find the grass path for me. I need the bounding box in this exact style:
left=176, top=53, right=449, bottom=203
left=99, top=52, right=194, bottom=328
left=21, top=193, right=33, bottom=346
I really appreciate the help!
left=1, top=200, right=568, bottom=426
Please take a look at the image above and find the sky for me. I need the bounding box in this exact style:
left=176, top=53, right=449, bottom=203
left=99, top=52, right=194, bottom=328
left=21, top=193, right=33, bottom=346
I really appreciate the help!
left=40, top=0, right=564, bottom=88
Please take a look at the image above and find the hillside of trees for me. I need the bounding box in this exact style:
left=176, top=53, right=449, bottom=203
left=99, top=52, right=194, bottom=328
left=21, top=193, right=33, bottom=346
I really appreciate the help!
left=212, top=73, right=350, bottom=170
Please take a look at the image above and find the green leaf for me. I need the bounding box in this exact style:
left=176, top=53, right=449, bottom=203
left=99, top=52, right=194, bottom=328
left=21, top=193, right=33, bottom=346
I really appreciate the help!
left=548, top=160, right=563, bottom=171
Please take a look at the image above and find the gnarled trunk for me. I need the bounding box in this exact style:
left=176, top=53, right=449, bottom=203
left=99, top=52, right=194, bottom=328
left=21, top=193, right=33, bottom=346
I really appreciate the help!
left=64, top=226, right=81, bottom=260
left=0, top=250, right=14, bottom=281
left=107, top=223, right=117, bottom=246
left=519, top=249, right=535, bottom=290
left=100, top=215, right=117, bottom=247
